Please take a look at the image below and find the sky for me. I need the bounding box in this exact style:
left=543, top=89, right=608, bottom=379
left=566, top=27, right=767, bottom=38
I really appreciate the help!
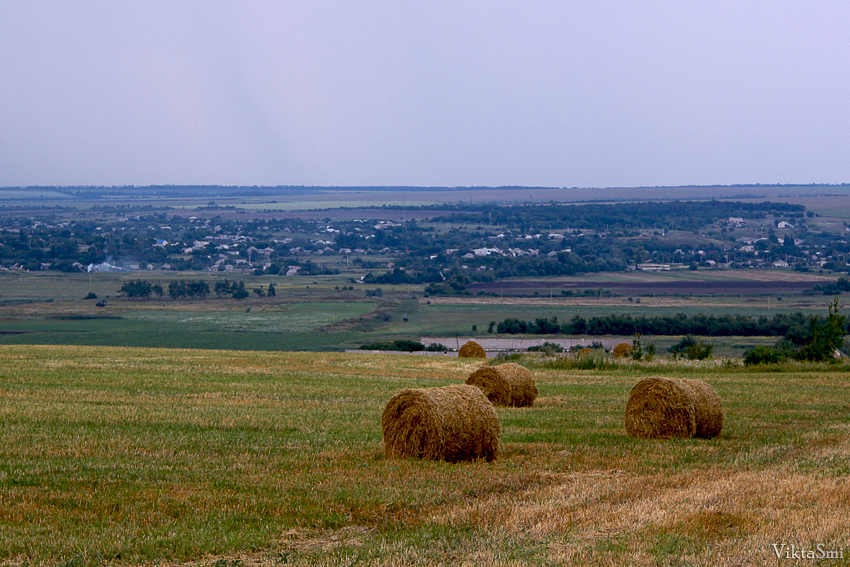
left=2, top=1, right=850, bottom=189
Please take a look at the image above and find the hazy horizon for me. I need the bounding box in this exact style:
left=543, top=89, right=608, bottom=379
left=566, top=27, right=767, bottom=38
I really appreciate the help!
left=3, top=2, right=850, bottom=189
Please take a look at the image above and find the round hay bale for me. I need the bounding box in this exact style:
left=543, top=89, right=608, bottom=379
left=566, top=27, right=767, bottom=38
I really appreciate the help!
left=624, top=377, right=696, bottom=439
left=612, top=342, right=633, bottom=358
left=624, top=377, right=723, bottom=439
left=679, top=379, right=724, bottom=438
left=465, top=362, right=538, bottom=407
left=465, top=366, right=511, bottom=406
left=458, top=340, right=487, bottom=358
left=381, top=384, right=500, bottom=462
left=577, top=347, right=594, bottom=358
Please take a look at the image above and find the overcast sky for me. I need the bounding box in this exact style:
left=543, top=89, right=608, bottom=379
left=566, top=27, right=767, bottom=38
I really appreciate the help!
left=2, top=1, right=849, bottom=189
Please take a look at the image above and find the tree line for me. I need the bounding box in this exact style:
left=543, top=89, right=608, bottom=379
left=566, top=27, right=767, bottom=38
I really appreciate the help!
left=119, top=279, right=275, bottom=300
left=487, top=312, right=847, bottom=337
left=430, top=200, right=806, bottom=233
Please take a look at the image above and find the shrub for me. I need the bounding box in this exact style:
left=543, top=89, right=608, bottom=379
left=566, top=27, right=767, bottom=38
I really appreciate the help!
left=670, top=335, right=713, bottom=360
left=527, top=342, right=564, bottom=354
left=744, top=345, right=786, bottom=366
left=539, top=353, right=617, bottom=371
left=493, top=352, right=523, bottom=362
left=360, top=339, right=424, bottom=352
left=631, top=333, right=656, bottom=361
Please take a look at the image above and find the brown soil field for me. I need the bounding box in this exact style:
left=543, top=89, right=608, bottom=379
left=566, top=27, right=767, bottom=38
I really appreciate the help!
left=467, top=275, right=832, bottom=297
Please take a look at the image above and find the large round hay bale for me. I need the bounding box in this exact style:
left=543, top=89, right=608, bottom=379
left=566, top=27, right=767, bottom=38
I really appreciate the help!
left=678, top=379, right=724, bottom=438
left=577, top=347, right=593, bottom=358
left=381, top=384, right=500, bottom=462
left=612, top=342, right=633, bottom=358
left=624, top=377, right=723, bottom=439
left=458, top=340, right=487, bottom=358
left=465, top=362, right=538, bottom=407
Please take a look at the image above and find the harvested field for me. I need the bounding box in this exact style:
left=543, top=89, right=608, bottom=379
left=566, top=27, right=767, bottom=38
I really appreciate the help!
left=1, top=345, right=848, bottom=567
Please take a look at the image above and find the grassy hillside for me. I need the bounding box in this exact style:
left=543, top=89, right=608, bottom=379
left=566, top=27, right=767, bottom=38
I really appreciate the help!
left=1, top=345, right=848, bottom=566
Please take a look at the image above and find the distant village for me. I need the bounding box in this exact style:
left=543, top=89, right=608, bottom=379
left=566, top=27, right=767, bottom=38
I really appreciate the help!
left=0, top=200, right=847, bottom=283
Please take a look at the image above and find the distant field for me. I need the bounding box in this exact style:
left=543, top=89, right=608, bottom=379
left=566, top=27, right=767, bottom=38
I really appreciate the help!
left=782, top=195, right=850, bottom=220
left=0, top=269, right=842, bottom=354
left=466, top=276, right=829, bottom=297
left=1, top=269, right=831, bottom=306
left=4, top=184, right=850, bottom=214
left=1, top=345, right=848, bottom=566
left=0, top=300, right=377, bottom=351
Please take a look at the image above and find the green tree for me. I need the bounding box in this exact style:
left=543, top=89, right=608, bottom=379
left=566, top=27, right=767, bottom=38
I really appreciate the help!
left=795, top=297, right=845, bottom=362
left=232, top=281, right=249, bottom=299
left=119, top=279, right=152, bottom=300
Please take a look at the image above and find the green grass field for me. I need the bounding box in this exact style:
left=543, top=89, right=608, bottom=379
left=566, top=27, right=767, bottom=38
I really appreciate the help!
left=1, top=269, right=838, bottom=357
left=1, top=345, right=849, bottom=566
left=0, top=300, right=379, bottom=351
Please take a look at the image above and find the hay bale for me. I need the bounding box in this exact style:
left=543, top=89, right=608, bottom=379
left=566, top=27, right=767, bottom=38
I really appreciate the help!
left=679, top=379, right=724, bottom=438
left=577, top=347, right=594, bottom=358
left=465, top=362, right=538, bottom=407
left=381, top=384, right=500, bottom=462
left=624, top=377, right=695, bottom=439
left=624, top=377, right=723, bottom=439
left=458, top=340, right=487, bottom=358
left=612, top=342, right=633, bottom=358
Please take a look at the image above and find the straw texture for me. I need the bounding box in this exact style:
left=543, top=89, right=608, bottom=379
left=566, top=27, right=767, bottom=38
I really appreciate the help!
left=382, top=384, right=500, bottom=462
left=624, top=376, right=723, bottom=439
left=465, top=363, right=538, bottom=407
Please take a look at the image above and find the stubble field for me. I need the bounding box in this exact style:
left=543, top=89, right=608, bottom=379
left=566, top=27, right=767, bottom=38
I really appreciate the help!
left=1, top=345, right=848, bottom=566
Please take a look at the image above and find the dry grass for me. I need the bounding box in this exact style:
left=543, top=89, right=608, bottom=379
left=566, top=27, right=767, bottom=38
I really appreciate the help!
left=425, top=468, right=850, bottom=566
left=1, top=345, right=849, bottom=566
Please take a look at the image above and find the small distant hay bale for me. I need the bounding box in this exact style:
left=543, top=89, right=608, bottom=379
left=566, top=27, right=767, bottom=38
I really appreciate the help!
left=381, top=384, right=500, bottom=462
left=465, top=362, right=538, bottom=407
left=624, top=377, right=723, bottom=439
left=577, top=347, right=594, bottom=358
left=612, top=342, right=633, bottom=358
left=458, top=340, right=487, bottom=358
